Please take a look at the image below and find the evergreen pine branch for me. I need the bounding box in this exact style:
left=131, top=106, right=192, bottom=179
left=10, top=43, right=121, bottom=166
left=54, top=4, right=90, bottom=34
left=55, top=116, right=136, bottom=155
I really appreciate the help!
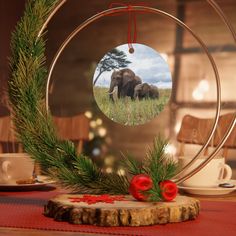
left=147, top=187, right=162, bottom=202
left=123, top=136, right=179, bottom=201
left=163, top=160, right=179, bottom=180
left=98, top=173, right=130, bottom=194
left=121, top=152, right=143, bottom=175
left=144, top=136, right=168, bottom=179
left=73, top=155, right=101, bottom=182
left=8, top=0, right=177, bottom=199
left=8, top=0, right=129, bottom=195
left=145, top=137, right=178, bottom=201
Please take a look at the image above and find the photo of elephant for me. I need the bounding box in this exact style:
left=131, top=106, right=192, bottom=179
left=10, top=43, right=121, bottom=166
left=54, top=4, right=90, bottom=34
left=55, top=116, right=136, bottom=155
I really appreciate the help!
left=109, top=69, right=142, bottom=102
left=134, top=83, right=159, bottom=100
left=93, top=43, right=172, bottom=126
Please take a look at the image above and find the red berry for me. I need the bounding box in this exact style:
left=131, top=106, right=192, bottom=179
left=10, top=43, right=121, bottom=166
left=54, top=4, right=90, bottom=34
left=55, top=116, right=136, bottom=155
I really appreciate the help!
left=129, top=174, right=153, bottom=201
left=159, top=180, right=178, bottom=201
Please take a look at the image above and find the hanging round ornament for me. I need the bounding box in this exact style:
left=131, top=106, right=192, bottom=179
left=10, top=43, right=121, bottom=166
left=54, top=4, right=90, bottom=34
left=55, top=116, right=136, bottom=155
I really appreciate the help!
left=93, top=43, right=172, bottom=126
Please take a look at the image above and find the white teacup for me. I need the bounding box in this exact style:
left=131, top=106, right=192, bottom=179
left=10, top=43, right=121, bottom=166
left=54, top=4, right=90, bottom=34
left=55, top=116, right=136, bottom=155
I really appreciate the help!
left=178, top=156, right=232, bottom=188
left=0, top=153, right=34, bottom=184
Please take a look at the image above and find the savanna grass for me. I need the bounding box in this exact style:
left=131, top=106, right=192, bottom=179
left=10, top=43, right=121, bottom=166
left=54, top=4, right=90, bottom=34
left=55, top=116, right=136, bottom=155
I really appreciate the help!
left=94, top=87, right=171, bottom=126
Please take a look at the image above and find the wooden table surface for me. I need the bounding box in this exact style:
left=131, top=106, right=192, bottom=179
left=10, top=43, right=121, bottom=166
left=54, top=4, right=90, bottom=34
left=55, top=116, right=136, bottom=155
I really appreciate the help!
left=1, top=189, right=236, bottom=236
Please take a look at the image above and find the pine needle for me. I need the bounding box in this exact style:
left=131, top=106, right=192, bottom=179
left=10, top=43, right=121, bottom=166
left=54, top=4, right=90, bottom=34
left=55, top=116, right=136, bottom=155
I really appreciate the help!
left=123, top=135, right=179, bottom=201
left=121, top=152, right=143, bottom=175
left=8, top=0, right=129, bottom=195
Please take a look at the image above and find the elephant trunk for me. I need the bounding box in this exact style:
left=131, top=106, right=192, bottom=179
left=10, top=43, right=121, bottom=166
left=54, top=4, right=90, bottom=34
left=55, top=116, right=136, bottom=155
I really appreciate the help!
left=108, top=83, right=116, bottom=102
left=134, top=89, right=139, bottom=99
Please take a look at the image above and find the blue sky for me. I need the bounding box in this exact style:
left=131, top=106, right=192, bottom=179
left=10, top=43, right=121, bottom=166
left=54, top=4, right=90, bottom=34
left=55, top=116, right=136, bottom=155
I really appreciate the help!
left=93, top=43, right=172, bottom=89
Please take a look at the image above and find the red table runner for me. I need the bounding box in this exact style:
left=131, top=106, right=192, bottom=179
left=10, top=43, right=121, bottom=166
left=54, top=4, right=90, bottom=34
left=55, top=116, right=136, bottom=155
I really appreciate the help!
left=0, top=188, right=236, bottom=236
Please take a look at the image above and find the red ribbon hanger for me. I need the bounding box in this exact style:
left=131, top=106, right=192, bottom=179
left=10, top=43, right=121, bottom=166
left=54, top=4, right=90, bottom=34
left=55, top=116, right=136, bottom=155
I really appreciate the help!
left=109, top=2, right=149, bottom=53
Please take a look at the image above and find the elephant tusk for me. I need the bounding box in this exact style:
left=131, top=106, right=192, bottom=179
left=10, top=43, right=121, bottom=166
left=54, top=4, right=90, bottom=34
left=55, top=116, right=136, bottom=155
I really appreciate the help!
left=108, top=90, right=115, bottom=95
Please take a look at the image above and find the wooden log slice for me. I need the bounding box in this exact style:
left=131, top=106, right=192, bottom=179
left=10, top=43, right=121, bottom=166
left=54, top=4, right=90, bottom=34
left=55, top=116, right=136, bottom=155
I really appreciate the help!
left=44, top=194, right=200, bottom=226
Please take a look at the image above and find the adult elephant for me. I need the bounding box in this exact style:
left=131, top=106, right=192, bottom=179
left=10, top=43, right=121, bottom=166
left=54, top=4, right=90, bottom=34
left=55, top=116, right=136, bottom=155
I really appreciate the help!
left=108, top=69, right=142, bottom=102
left=134, top=83, right=159, bottom=100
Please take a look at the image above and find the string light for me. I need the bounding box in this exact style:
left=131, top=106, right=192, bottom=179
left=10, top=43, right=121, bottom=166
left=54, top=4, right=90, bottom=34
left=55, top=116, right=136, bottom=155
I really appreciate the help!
left=175, top=122, right=181, bottom=133
left=165, top=144, right=177, bottom=155
left=104, top=156, right=115, bottom=166
left=198, top=79, right=209, bottom=92
left=98, top=127, right=107, bottom=137
left=117, top=168, right=126, bottom=176
left=90, top=120, right=97, bottom=128
left=96, top=118, right=103, bottom=125
left=192, top=89, right=204, bottom=101
left=106, top=167, right=113, bottom=173
left=84, top=111, right=93, bottom=119
left=192, top=79, right=209, bottom=101
left=92, top=148, right=101, bottom=156
left=89, top=132, right=95, bottom=140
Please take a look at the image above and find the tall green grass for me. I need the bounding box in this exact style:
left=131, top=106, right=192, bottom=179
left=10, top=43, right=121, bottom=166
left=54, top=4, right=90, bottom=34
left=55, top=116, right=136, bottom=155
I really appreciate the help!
left=93, top=87, right=171, bottom=126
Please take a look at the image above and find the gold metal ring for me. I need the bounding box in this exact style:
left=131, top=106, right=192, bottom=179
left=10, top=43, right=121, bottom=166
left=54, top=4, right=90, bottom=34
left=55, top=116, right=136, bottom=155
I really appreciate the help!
left=44, top=6, right=221, bottom=181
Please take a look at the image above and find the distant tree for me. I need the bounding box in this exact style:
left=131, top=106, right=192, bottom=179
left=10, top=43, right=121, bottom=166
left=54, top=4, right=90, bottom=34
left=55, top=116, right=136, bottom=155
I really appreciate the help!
left=93, top=49, right=131, bottom=85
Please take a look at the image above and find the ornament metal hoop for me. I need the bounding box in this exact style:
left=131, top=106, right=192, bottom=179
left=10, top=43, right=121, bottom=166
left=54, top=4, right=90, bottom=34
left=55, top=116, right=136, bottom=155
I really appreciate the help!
left=41, top=0, right=235, bottom=183
left=45, top=4, right=221, bottom=182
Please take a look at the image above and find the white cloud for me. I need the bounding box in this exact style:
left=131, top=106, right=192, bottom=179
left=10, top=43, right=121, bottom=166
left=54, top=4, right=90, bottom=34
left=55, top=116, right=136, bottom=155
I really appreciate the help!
left=94, top=43, right=172, bottom=89
left=155, top=81, right=173, bottom=89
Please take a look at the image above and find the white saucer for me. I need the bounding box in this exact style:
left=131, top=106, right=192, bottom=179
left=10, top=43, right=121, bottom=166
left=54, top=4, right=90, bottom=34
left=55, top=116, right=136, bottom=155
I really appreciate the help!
left=178, top=180, right=236, bottom=196
left=0, top=175, right=55, bottom=191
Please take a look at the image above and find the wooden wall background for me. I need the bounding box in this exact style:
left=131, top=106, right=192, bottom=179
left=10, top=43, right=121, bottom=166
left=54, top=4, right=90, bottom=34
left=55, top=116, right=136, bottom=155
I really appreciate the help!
left=0, top=0, right=235, bottom=173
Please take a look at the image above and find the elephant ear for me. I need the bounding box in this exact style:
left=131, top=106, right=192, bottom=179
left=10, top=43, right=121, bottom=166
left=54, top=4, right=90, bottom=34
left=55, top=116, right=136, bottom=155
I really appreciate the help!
left=111, top=70, right=119, bottom=79
left=143, top=83, right=150, bottom=90
left=135, top=76, right=142, bottom=84
left=141, top=83, right=151, bottom=96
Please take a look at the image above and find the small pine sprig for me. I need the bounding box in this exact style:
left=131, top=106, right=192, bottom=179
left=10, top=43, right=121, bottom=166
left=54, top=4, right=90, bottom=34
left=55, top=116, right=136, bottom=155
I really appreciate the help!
left=123, top=135, right=179, bottom=201
left=121, top=152, right=143, bottom=176
left=145, top=136, right=178, bottom=183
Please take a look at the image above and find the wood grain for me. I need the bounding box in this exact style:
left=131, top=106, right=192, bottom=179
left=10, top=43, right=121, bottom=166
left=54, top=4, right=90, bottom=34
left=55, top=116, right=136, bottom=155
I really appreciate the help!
left=53, top=115, right=89, bottom=141
left=44, top=194, right=200, bottom=226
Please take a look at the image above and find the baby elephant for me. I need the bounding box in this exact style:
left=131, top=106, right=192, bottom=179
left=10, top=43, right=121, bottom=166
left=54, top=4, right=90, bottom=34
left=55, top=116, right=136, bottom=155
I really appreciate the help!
left=134, top=83, right=159, bottom=100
